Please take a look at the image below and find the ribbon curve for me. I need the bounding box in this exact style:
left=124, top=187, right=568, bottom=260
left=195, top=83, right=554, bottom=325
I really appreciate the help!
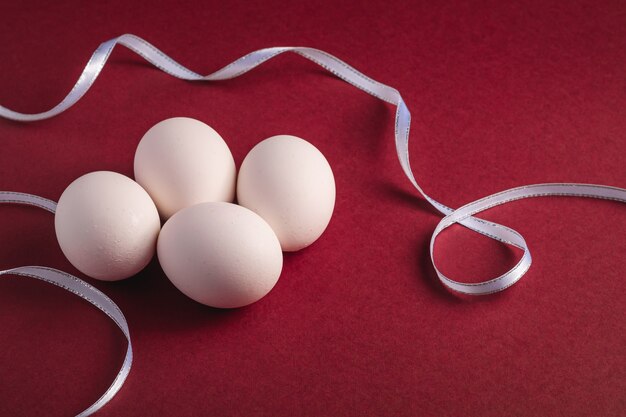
left=0, top=192, right=132, bottom=417
left=2, top=34, right=625, bottom=294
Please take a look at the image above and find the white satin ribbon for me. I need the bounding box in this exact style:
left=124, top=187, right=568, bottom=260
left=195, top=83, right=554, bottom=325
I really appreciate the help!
left=2, top=34, right=624, bottom=295
left=0, top=192, right=132, bottom=416
left=1, top=31, right=625, bottom=417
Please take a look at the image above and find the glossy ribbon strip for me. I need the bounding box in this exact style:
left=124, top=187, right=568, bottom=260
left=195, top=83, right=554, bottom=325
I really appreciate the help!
left=2, top=34, right=626, bottom=294
left=0, top=192, right=133, bottom=416
left=2, top=34, right=625, bottom=294
left=1, top=32, right=625, bottom=417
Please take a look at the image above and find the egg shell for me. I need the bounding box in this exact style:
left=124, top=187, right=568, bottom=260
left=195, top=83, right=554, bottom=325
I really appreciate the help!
left=134, top=117, right=236, bottom=219
left=237, top=135, right=336, bottom=252
left=54, top=171, right=161, bottom=281
left=157, top=202, right=283, bottom=308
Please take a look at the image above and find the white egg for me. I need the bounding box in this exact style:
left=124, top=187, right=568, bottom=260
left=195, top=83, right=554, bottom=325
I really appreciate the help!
left=134, top=117, right=236, bottom=219
left=55, top=171, right=161, bottom=281
left=237, top=135, right=335, bottom=252
left=157, top=202, right=283, bottom=308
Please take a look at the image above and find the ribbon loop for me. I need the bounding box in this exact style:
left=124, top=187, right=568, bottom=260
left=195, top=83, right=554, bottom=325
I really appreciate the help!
left=431, top=184, right=626, bottom=294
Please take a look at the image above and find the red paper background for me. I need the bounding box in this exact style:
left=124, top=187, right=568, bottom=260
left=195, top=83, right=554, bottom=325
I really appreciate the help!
left=0, top=1, right=625, bottom=416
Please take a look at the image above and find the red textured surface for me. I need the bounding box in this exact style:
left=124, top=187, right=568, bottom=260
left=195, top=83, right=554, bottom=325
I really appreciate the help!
left=1, top=1, right=625, bottom=416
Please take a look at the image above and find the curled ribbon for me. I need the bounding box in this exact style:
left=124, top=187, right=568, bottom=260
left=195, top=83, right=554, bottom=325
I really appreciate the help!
left=0, top=192, right=132, bottom=416
left=1, top=34, right=625, bottom=414
left=2, top=34, right=625, bottom=294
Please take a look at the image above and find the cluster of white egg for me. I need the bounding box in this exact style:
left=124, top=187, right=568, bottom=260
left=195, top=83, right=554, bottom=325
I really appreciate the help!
left=54, top=117, right=335, bottom=308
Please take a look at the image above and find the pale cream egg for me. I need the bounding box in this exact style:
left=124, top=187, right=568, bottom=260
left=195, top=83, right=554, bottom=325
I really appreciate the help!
left=55, top=171, right=161, bottom=281
left=157, top=202, right=283, bottom=308
left=237, top=135, right=335, bottom=252
left=134, top=117, right=236, bottom=219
